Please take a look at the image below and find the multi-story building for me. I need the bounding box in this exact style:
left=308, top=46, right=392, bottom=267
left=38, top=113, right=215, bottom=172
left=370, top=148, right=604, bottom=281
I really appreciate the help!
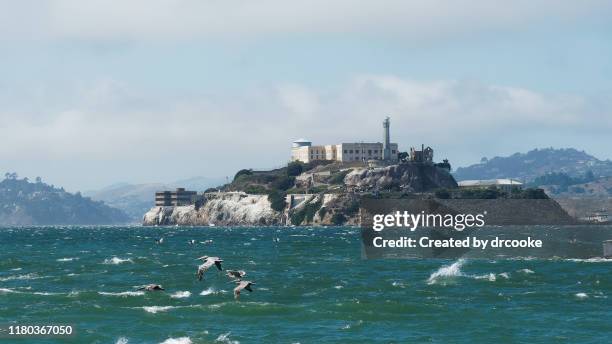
left=291, top=117, right=399, bottom=163
left=155, top=188, right=198, bottom=206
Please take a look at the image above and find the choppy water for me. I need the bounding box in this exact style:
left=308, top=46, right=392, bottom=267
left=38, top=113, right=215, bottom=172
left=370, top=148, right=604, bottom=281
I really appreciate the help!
left=1, top=226, right=611, bottom=343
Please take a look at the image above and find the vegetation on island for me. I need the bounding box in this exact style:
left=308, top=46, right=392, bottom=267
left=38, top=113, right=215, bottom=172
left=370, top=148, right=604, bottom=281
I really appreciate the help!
left=0, top=173, right=130, bottom=225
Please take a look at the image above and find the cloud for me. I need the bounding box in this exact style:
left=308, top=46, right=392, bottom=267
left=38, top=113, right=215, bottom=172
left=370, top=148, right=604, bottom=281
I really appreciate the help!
left=1, top=75, right=608, bottom=162
left=1, top=1, right=611, bottom=41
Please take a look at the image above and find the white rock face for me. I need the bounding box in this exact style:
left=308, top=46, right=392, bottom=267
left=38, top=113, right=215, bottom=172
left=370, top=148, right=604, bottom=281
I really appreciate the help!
left=142, top=192, right=282, bottom=226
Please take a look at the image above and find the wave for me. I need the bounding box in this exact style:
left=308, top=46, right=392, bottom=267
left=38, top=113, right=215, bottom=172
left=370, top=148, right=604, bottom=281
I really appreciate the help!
left=99, top=291, right=145, bottom=297
left=0, top=273, right=46, bottom=282
left=103, top=257, right=133, bottom=265
left=215, top=332, right=239, bottom=344
left=575, top=292, right=589, bottom=299
left=517, top=268, right=534, bottom=274
left=427, top=259, right=465, bottom=285
left=170, top=291, right=191, bottom=299
left=0, top=288, right=62, bottom=296
left=160, top=337, right=192, bottom=344
left=142, top=306, right=175, bottom=314
left=427, top=260, right=510, bottom=284
left=200, top=287, right=223, bottom=296
left=116, top=337, right=129, bottom=344
left=566, top=258, right=612, bottom=263
left=57, top=257, right=79, bottom=262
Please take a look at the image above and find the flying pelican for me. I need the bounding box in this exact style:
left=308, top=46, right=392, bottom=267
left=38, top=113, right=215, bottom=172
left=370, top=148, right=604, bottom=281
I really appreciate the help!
left=195, top=256, right=223, bottom=281
left=138, top=284, right=165, bottom=291
left=226, top=270, right=246, bottom=280
left=233, top=280, right=255, bottom=300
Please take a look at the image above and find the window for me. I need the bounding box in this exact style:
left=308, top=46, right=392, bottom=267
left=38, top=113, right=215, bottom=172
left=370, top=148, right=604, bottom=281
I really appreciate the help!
left=349, top=150, right=353, bottom=153
left=368, top=150, right=372, bottom=154
left=392, top=150, right=396, bottom=154
left=344, top=150, right=347, bottom=153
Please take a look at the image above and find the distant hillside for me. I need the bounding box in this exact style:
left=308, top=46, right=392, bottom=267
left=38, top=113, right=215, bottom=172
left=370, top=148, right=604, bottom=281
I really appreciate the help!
left=453, top=148, right=612, bottom=182
left=85, top=176, right=225, bottom=220
left=0, top=176, right=129, bottom=225
left=540, top=176, right=612, bottom=198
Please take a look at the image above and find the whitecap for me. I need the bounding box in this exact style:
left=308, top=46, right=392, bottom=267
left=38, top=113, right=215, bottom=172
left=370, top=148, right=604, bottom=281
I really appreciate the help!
left=215, top=332, right=239, bottom=344
left=567, top=258, right=612, bottom=263
left=427, top=259, right=465, bottom=285
left=99, top=291, right=145, bottom=297
left=143, top=306, right=174, bottom=314
left=103, top=257, right=133, bottom=265
left=159, top=337, right=192, bottom=344
left=57, top=257, right=79, bottom=262
left=474, top=273, right=497, bottom=282
left=517, top=269, right=534, bottom=274
left=170, top=291, right=191, bottom=299
left=0, top=273, right=45, bottom=282
left=499, top=272, right=510, bottom=279
left=10, top=268, right=22, bottom=271
left=575, top=292, right=588, bottom=299
left=200, top=288, right=217, bottom=296
left=116, top=337, right=129, bottom=344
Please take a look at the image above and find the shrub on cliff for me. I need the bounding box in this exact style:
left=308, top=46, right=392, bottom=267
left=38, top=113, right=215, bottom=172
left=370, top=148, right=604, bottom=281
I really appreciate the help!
left=233, top=169, right=253, bottom=181
left=272, top=175, right=295, bottom=190
left=267, top=190, right=287, bottom=212
left=286, top=162, right=304, bottom=177
left=331, top=213, right=346, bottom=225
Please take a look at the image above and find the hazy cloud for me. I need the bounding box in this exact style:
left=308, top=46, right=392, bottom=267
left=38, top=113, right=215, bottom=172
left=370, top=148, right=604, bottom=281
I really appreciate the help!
left=1, top=1, right=611, bottom=41
left=1, top=75, right=609, bottom=189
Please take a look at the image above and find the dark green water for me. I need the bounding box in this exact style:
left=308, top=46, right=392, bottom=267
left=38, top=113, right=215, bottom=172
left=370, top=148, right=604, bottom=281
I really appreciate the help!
left=0, top=226, right=610, bottom=343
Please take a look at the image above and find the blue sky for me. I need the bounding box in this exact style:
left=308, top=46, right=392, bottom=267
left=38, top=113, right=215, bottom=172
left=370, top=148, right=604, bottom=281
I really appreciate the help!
left=0, top=1, right=611, bottom=191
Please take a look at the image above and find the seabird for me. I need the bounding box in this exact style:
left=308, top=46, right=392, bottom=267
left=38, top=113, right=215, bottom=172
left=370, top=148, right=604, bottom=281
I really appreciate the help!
left=195, top=256, right=223, bottom=281
left=138, top=284, right=165, bottom=291
left=233, top=280, right=255, bottom=300
left=155, top=238, right=164, bottom=244
left=226, top=270, right=246, bottom=280
left=188, top=239, right=196, bottom=245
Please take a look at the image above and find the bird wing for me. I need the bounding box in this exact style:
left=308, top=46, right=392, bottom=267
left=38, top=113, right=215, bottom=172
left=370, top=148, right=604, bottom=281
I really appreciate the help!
left=201, top=260, right=215, bottom=269
left=214, top=260, right=223, bottom=271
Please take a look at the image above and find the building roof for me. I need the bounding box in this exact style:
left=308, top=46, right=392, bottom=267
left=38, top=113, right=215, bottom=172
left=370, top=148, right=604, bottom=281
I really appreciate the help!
left=458, top=179, right=523, bottom=187
left=293, top=138, right=311, bottom=143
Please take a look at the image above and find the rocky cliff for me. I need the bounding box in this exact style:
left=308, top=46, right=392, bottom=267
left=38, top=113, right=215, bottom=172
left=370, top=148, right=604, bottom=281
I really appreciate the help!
left=143, top=192, right=282, bottom=226
left=345, top=163, right=457, bottom=192
left=143, top=162, right=457, bottom=226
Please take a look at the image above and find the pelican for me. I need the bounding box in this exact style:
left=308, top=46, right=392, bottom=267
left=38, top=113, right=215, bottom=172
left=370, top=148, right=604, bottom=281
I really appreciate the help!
left=226, top=270, right=246, bottom=280
left=138, top=284, right=165, bottom=291
left=233, top=280, right=255, bottom=300
left=195, top=256, right=223, bottom=281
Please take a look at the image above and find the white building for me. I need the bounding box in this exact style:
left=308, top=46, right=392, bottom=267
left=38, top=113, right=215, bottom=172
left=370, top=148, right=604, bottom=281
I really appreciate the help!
left=291, top=140, right=398, bottom=163
left=291, top=117, right=399, bottom=163
left=458, top=179, right=523, bottom=192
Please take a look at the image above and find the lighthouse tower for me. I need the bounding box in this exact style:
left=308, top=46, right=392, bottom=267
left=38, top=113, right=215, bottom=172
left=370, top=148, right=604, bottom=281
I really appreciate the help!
left=383, top=116, right=391, bottom=161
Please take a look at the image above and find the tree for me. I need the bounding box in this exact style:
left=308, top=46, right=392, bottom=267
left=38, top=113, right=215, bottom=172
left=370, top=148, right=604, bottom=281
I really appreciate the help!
left=233, top=169, right=253, bottom=181
left=286, top=161, right=303, bottom=177
left=267, top=190, right=287, bottom=212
